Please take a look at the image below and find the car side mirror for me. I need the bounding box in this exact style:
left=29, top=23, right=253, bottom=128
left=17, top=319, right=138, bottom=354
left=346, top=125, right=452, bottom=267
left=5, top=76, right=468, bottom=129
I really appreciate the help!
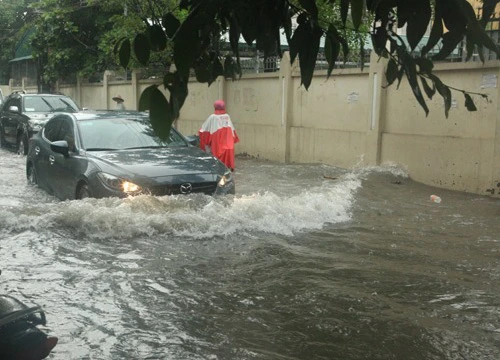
left=8, top=105, right=19, bottom=113
left=51, top=140, right=69, bottom=157
left=185, top=135, right=200, bottom=146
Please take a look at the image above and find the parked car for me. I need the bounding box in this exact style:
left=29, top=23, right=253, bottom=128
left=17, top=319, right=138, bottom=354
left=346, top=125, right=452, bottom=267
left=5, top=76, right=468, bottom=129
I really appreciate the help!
left=0, top=92, right=80, bottom=155
left=26, top=111, right=235, bottom=200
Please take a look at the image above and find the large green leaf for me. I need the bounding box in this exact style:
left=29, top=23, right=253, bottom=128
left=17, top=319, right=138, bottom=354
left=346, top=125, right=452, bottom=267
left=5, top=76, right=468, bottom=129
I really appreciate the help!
left=324, top=25, right=341, bottom=78
left=148, top=24, right=167, bottom=52
left=385, top=58, right=399, bottom=86
left=433, top=32, right=464, bottom=61
left=212, top=53, right=224, bottom=79
left=169, top=74, right=189, bottom=119
left=114, top=37, right=126, bottom=57
left=340, top=0, right=349, bottom=26
left=371, top=26, right=388, bottom=56
left=134, top=33, right=150, bottom=65
left=149, top=87, right=173, bottom=141
left=421, top=0, right=443, bottom=56
left=420, top=77, right=435, bottom=99
left=431, top=74, right=452, bottom=117
left=174, top=15, right=201, bottom=77
left=457, top=0, right=500, bottom=59
left=464, top=93, right=477, bottom=111
left=229, top=14, right=241, bottom=57
left=138, top=85, right=158, bottom=111
left=194, top=53, right=214, bottom=84
left=118, top=38, right=130, bottom=69
left=415, top=57, right=434, bottom=75
left=162, top=12, right=180, bottom=39
left=298, top=0, right=318, bottom=19
left=351, top=0, right=364, bottom=31
left=299, top=24, right=323, bottom=90
left=162, top=71, right=188, bottom=117
left=403, top=0, right=431, bottom=50
left=403, top=56, right=429, bottom=116
left=290, top=22, right=308, bottom=64
left=224, top=56, right=237, bottom=81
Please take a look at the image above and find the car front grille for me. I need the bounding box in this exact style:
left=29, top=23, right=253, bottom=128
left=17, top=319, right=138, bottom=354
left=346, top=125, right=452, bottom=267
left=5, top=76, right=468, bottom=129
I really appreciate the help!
left=147, top=182, right=218, bottom=196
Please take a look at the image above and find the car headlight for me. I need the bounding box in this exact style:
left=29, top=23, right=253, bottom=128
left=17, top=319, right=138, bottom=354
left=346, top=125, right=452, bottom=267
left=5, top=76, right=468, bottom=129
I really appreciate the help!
left=217, top=170, right=233, bottom=187
left=97, top=172, right=142, bottom=193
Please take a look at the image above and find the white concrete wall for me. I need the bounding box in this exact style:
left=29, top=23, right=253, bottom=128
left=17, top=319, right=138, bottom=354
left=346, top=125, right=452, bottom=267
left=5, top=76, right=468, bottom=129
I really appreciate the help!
left=6, top=55, right=500, bottom=197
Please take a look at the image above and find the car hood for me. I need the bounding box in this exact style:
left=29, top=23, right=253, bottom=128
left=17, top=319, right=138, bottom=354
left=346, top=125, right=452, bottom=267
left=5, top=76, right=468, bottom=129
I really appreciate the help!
left=26, top=113, right=53, bottom=127
left=87, top=146, right=226, bottom=180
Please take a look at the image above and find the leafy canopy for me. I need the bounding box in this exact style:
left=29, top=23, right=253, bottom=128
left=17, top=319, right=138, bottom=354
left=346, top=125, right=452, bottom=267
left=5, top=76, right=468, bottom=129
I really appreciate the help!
left=117, top=0, right=500, bottom=139
left=0, top=0, right=39, bottom=83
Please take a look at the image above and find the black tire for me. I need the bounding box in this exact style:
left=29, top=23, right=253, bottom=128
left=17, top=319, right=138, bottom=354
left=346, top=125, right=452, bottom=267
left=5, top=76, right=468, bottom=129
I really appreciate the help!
left=27, top=163, right=37, bottom=185
left=17, top=133, right=28, bottom=155
left=77, top=183, right=92, bottom=199
left=0, top=125, right=4, bottom=148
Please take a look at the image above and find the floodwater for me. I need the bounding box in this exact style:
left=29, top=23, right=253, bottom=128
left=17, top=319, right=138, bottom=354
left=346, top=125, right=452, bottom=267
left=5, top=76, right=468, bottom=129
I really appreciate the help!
left=0, top=148, right=499, bottom=360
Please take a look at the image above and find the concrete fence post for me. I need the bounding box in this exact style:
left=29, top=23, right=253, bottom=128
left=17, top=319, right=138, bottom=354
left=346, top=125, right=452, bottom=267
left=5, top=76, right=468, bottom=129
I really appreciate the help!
left=364, top=51, right=388, bottom=165
left=76, top=75, right=82, bottom=109
left=492, top=66, right=500, bottom=197
left=279, top=52, right=293, bottom=163
left=132, top=70, right=142, bottom=111
left=103, top=70, right=113, bottom=109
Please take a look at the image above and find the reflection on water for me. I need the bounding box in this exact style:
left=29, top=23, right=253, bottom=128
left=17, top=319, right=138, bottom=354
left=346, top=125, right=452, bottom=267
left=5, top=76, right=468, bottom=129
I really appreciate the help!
left=0, top=150, right=499, bottom=359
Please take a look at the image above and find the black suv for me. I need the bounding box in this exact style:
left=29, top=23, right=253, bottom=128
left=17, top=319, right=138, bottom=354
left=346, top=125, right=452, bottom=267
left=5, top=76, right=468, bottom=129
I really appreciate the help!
left=0, top=92, right=80, bottom=155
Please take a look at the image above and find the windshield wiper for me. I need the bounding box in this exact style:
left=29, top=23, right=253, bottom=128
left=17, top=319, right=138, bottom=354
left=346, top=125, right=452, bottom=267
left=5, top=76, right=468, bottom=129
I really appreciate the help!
left=85, top=147, right=118, bottom=151
left=41, top=98, right=55, bottom=111
left=123, top=145, right=169, bottom=150
left=58, top=98, right=78, bottom=112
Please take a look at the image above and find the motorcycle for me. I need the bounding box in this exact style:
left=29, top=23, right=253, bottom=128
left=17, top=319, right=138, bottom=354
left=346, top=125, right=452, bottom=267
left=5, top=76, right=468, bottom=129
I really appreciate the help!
left=0, top=271, right=57, bottom=359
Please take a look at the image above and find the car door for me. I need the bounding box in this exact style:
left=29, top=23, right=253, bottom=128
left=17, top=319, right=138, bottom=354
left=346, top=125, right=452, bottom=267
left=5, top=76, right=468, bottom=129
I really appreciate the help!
left=32, top=117, right=63, bottom=193
left=47, top=117, right=85, bottom=200
left=0, top=97, right=21, bottom=146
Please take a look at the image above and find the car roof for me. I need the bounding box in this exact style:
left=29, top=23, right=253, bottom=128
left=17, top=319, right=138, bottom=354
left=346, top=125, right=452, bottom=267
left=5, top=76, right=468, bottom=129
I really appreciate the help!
left=5, top=92, right=73, bottom=99
left=67, top=110, right=151, bottom=123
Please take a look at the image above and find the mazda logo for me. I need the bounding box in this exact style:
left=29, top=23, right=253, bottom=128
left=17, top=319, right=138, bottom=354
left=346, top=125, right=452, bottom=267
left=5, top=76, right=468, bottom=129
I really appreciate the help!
left=180, top=183, right=192, bottom=194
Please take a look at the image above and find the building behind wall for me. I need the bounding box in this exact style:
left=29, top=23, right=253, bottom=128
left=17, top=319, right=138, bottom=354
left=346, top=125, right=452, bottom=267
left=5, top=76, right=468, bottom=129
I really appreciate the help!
left=9, top=28, right=37, bottom=88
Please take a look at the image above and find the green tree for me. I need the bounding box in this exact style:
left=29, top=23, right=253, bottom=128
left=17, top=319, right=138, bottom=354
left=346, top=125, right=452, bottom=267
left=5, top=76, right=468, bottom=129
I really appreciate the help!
left=30, top=0, right=124, bottom=91
left=117, top=0, right=500, bottom=139
left=0, top=0, right=38, bottom=83
left=30, top=0, right=179, bottom=91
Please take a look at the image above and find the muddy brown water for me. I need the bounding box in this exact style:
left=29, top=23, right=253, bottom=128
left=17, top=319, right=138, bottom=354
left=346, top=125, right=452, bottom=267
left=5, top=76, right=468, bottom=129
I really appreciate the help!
left=1, top=149, right=499, bottom=359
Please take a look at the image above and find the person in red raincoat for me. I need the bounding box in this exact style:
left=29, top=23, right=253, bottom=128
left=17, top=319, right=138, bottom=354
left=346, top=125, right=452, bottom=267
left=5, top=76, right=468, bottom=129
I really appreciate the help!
left=199, top=100, right=240, bottom=170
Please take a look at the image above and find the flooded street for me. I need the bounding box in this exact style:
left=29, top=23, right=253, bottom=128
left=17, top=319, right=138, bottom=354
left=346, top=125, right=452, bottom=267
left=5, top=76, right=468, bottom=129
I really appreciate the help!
left=0, top=148, right=499, bottom=359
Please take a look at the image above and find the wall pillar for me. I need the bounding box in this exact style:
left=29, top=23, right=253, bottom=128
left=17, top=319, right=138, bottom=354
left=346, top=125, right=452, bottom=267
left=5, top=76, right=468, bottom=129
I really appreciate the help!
left=364, top=51, right=388, bottom=165
left=76, top=75, right=82, bottom=109
left=132, top=69, right=141, bottom=110
left=491, top=68, right=500, bottom=197
left=103, top=70, right=113, bottom=109
left=280, top=51, right=294, bottom=163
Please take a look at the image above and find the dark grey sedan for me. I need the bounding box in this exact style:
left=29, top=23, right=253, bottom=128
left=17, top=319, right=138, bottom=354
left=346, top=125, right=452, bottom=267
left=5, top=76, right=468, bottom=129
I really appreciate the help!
left=26, top=111, right=235, bottom=200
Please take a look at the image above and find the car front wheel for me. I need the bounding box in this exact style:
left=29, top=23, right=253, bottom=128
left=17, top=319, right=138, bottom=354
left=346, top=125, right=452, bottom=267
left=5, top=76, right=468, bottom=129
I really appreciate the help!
left=27, top=163, right=37, bottom=185
left=17, top=133, right=28, bottom=155
left=77, top=183, right=92, bottom=199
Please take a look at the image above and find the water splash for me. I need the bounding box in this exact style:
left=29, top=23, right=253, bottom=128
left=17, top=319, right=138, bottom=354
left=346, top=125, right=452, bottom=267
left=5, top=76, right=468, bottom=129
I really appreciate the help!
left=0, top=175, right=360, bottom=240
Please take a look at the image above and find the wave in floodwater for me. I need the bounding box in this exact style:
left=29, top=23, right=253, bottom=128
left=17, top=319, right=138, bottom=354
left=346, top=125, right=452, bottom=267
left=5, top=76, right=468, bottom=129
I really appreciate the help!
left=0, top=150, right=410, bottom=241
left=0, top=178, right=362, bottom=241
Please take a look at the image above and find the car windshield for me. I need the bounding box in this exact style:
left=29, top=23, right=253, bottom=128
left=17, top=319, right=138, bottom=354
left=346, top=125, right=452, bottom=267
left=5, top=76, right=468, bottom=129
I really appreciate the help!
left=23, top=96, right=79, bottom=113
left=78, top=117, right=188, bottom=150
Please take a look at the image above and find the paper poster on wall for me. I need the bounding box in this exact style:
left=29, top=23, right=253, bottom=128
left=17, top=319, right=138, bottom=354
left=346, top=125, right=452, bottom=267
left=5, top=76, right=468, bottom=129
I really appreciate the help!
left=480, top=74, right=497, bottom=89
left=347, top=92, right=359, bottom=103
